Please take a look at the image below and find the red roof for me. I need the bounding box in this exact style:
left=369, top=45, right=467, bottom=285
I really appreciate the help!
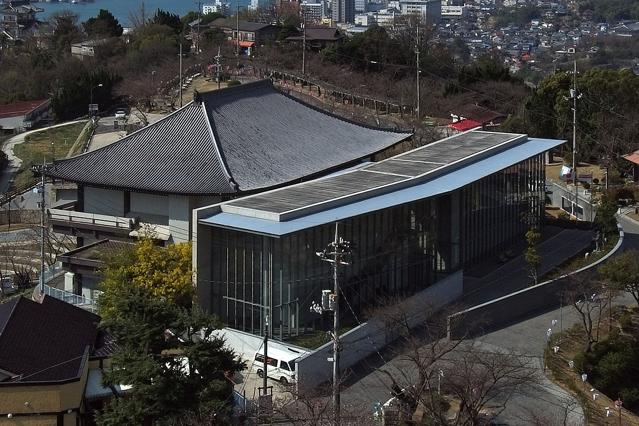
left=449, top=119, right=481, bottom=131
left=623, top=152, right=639, bottom=165
left=0, top=99, right=48, bottom=119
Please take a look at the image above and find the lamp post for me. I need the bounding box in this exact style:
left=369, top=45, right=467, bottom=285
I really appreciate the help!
left=89, top=83, right=103, bottom=117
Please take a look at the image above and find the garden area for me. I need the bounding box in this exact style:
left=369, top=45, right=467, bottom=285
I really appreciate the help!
left=545, top=250, right=639, bottom=424
left=12, top=121, right=88, bottom=189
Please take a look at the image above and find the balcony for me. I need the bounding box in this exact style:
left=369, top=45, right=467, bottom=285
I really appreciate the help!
left=48, top=208, right=170, bottom=242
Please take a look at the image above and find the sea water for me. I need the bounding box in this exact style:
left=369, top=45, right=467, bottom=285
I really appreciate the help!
left=35, top=0, right=250, bottom=27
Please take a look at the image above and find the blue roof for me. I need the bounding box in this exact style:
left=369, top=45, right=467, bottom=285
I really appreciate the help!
left=199, top=136, right=564, bottom=236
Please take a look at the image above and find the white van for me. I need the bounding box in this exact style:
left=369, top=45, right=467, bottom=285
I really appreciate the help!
left=253, top=347, right=304, bottom=385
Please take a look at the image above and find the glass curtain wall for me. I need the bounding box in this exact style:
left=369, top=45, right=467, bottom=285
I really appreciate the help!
left=208, top=194, right=456, bottom=340
left=460, top=153, right=545, bottom=263
left=205, top=154, right=545, bottom=341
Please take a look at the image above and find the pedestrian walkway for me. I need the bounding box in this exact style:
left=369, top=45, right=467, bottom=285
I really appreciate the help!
left=462, top=227, right=595, bottom=306
left=0, top=120, right=85, bottom=194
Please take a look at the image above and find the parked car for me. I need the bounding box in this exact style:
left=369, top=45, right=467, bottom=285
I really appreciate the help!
left=253, top=347, right=304, bottom=385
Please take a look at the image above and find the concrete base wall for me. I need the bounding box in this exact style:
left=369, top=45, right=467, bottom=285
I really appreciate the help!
left=296, top=271, right=463, bottom=391
left=213, top=327, right=309, bottom=364
left=448, top=223, right=624, bottom=339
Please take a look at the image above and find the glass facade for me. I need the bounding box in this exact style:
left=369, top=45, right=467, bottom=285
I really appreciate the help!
left=203, top=154, right=545, bottom=340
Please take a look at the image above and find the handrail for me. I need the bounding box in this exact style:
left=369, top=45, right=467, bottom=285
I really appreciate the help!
left=41, top=263, right=97, bottom=312
left=48, top=208, right=132, bottom=229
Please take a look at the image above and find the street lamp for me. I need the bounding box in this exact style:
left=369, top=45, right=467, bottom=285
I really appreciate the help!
left=89, top=83, right=103, bottom=117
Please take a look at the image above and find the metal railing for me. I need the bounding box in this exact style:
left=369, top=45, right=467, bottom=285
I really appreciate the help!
left=41, top=263, right=97, bottom=312
left=48, top=208, right=133, bottom=230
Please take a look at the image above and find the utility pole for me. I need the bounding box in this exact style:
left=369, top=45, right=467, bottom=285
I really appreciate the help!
left=39, top=158, right=46, bottom=296
left=179, top=42, right=183, bottom=108
left=196, top=0, right=202, bottom=54
left=236, top=5, right=240, bottom=58
left=215, top=46, right=222, bottom=90
left=571, top=55, right=579, bottom=219
left=301, top=8, right=307, bottom=75
left=415, top=24, right=420, bottom=121
left=315, top=223, right=351, bottom=426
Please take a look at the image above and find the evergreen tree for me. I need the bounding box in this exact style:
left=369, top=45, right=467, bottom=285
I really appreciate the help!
left=96, top=275, right=244, bottom=425
left=83, top=9, right=124, bottom=38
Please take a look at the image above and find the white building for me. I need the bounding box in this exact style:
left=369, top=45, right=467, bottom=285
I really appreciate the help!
left=203, top=1, right=229, bottom=15
left=301, top=2, right=325, bottom=22
left=399, top=0, right=441, bottom=24
left=355, top=12, right=375, bottom=26
left=376, top=7, right=400, bottom=26
left=441, top=4, right=467, bottom=18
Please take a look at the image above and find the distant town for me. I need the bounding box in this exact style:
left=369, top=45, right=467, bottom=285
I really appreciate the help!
left=0, top=0, right=639, bottom=424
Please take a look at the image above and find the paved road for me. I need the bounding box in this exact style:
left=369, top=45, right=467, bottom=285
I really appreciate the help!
left=341, top=217, right=638, bottom=425
left=87, top=110, right=166, bottom=151
left=0, top=121, right=85, bottom=194
left=463, top=228, right=595, bottom=306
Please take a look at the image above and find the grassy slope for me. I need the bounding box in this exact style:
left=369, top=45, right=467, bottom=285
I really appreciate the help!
left=13, top=121, right=87, bottom=189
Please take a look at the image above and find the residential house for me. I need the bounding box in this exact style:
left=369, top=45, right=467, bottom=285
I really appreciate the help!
left=0, top=295, right=118, bottom=425
left=0, top=98, right=50, bottom=133
left=0, top=3, right=41, bottom=41
left=210, top=18, right=279, bottom=54
left=286, top=27, right=344, bottom=49
left=70, top=39, right=109, bottom=60
left=449, top=103, right=506, bottom=132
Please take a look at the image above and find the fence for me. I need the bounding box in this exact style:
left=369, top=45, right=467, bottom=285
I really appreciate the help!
left=265, top=69, right=415, bottom=118
left=40, top=262, right=98, bottom=312
left=447, top=223, right=624, bottom=339
left=0, top=209, right=39, bottom=225
left=48, top=208, right=133, bottom=230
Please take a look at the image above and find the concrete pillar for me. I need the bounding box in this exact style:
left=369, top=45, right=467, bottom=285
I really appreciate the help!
left=64, top=272, right=75, bottom=293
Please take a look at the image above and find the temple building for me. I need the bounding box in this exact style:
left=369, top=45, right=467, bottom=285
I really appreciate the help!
left=42, top=80, right=411, bottom=299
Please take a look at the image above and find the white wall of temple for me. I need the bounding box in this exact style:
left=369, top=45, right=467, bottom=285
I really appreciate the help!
left=168, top=195, right=190, bottom=243
left=130, top=192, right=169, bottom=219
left=84, top=187, right=124, bottom=216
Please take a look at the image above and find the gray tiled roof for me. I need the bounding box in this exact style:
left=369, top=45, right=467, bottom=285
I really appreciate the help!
left=47, top=103, right=235, bottom=194
left=46, top=80, right=411, bottom=195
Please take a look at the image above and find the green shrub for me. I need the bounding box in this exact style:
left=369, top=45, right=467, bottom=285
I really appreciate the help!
left=619, top=311, right=633, bottom=331
left=572, top=351, right=588, bottom=373
left=621, top=388, right=639, bottom=408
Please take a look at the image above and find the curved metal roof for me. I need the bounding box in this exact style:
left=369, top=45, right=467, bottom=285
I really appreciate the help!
left=46, top=80, right=411, bottom=195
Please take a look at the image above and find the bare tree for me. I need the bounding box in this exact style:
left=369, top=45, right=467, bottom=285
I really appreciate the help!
left=565, top=275, right=609, bottom=352
left=521, top=394, right=582, bottom=426
left=442, top=345, right=539, bottom=425
left=272, top=379, right=374, bottom=426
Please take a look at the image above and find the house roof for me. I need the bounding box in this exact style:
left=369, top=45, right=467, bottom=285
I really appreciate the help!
left=449, top=119, right=481, bottom=131
left=287, top=27, right=343, bottom=42
left=623, top=151, right=639, bottom=165
left=45, top=80, right=411, bottom=195
left=452, top=104, right=505, bottom=124
left=0, top=99, right=48, bottom=119
left=0, top=296, right=103, bottom=384
left=211, top=18, right=274, bottom=32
